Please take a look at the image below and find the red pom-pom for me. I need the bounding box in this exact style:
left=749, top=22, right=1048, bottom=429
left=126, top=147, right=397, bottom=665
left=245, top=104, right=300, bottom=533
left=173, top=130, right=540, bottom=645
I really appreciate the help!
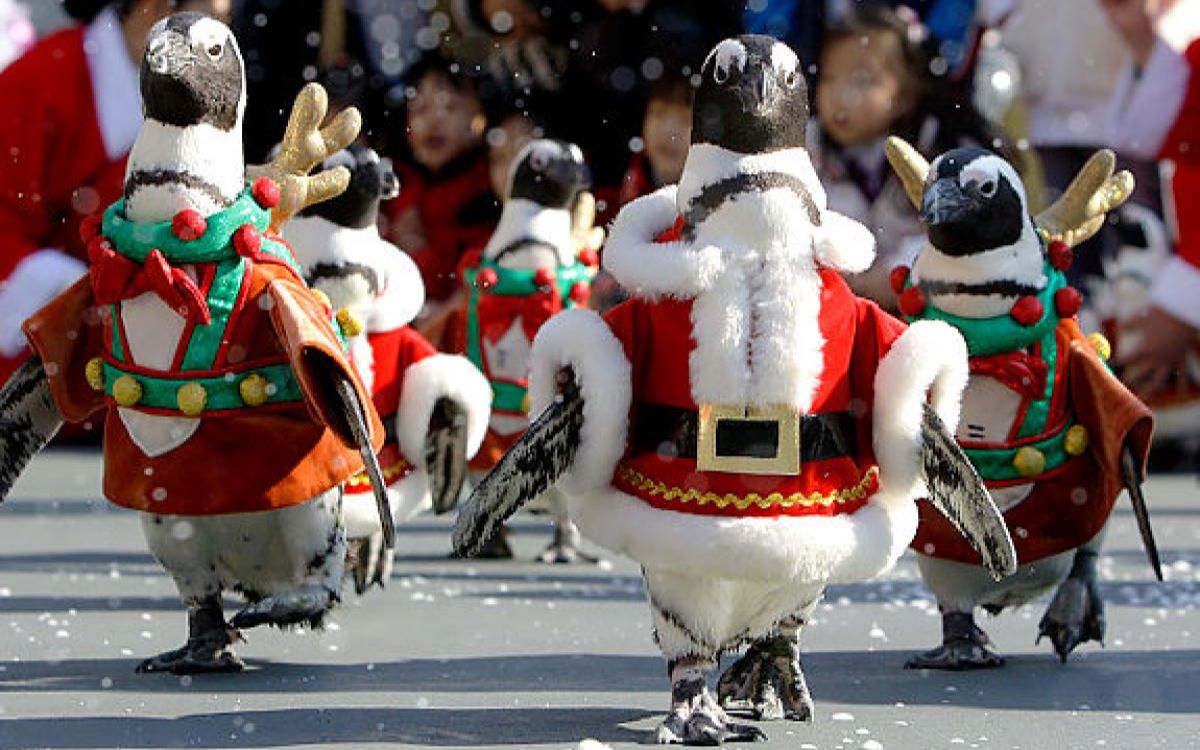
left=889, top=265, right=910, bottom=294
left=897, top=286, right=926, bottom=317
left=251, top=177, right=280, bottom=209
left=533, top=267, right=556, bottom=289
left=79, top=213, right=103, bottom=244
left=86, top=235, right=113, bottom=262
left=578, top=247, right=600, bottom=267
left=232, top=224, right=262, bottom=257
left=171, top=210, right=207, bottom=241
left=1055, top=286, right=1082, bottom=318
left=1010, top=295, right=1044, bottom=326
left=1048, top=240, right=1073, bottom=271
left=568, top=282, right=590, bottom=304
left=476, top=268, right=498, bottom=290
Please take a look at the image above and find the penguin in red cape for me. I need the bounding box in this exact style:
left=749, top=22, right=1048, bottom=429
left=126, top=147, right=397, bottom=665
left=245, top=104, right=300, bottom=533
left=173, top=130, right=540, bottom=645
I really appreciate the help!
left=285, top=144, right=491, bottom=592
left=885, top=138, right=1159, bottom=668
left=453, top=36, right=1017, bottom=745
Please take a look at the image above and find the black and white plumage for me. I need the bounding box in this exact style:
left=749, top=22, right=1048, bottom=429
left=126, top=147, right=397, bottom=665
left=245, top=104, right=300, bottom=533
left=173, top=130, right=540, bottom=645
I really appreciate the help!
left=458, top=36, right=1010, bottom=744
left=285, top=145, right=491, bottom=590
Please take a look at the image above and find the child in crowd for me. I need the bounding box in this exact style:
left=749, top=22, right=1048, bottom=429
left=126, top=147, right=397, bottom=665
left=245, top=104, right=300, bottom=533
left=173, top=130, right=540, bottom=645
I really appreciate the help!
left=617, top=74, right=693, bottom=209
left=811, top=5, right=1007, bottom=309
left=382, top=51, right=501, bottom=307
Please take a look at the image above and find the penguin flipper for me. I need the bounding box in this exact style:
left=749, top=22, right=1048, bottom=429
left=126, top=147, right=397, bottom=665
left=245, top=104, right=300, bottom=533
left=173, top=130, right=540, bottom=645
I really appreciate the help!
left=331, top=372, right=395, bottom=549
left=452, top=379, right=583, bottom=558
left=919, top=402, right=1018, bottom=581
left=0, top=356, right=63, bottom=501
left=424, top=397, right=470, bottom=515
left=1120, top=441, right=1163, bottom=581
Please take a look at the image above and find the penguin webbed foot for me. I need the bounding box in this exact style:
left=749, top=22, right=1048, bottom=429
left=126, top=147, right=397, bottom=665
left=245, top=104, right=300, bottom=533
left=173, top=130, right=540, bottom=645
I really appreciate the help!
left=537, top=519, right=599, bottom=565
left=346, top=533, right=392, bottom=594
left=717, top=635, right=814, bottom=722
left=229, top=584, right=337, bottom=630
left=906, top=611, right=1005, bottom=670
left=656, top=677, right=767, bottom=745
left=1038, top=573, right=1105, bottom=662
left=137, top=601, right=243, bottom=675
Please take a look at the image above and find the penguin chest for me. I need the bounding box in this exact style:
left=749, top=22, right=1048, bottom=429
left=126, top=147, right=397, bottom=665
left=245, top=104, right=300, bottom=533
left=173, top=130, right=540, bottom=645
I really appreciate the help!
left=117, top=292, right=200, bottom=457
left=958, top=374, right=1032, bottom=510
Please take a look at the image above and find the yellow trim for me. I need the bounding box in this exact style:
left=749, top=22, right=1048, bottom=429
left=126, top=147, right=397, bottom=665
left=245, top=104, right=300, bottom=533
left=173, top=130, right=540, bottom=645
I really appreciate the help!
left=346, top=456, right=412, bottom=487
left=696, top=402, right=802, bottom=476
left=616, top=465, right=880, bottom=512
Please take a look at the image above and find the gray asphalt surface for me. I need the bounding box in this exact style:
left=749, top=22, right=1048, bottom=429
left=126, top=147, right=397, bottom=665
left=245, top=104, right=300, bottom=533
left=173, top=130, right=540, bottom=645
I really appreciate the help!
left=2, top=450, right=1198, bottom=750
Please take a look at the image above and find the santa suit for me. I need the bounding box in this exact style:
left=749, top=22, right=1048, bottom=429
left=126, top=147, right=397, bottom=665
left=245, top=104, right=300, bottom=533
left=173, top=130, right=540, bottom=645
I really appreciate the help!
left=527, top=163, right=967, bottom=657
left=0, top=7, right=140, bottom=383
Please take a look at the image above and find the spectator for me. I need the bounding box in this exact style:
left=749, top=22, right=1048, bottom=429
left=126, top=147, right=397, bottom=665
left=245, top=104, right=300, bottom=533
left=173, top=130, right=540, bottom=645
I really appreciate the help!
left=380, top=50, right=501, bottom=306
left=616, top=73, right=692, bottom=209
left=0, top=0, right=230, bottom=385
left=809, top=5, right=1007, bottom=308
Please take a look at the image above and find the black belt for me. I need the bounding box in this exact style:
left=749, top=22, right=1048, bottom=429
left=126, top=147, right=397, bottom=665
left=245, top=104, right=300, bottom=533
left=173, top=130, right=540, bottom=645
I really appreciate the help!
left=632, top=402, right=859, bottom=462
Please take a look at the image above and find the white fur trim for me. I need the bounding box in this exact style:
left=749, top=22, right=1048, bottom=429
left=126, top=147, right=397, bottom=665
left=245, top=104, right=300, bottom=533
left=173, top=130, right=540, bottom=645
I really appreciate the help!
left=1105, top=38, right=1189, bottom=161
left=0, top=249, right=87, bottom=356
left=602, top=186, right=725, bottom=299
left=872, top=320, right=969, bottom=498
left=568, top=484, right=918, bottom=584
left=1150, top=255, right=1200, bottom=330
left=396, top=354, right=492, bottom=467
left=528, top=309, right=632, bottom=493
left=813, top=211, right=876, bottom=273
left=343, top=470, right=430, bottom=537
left=84, top=6, right=142, bottom=161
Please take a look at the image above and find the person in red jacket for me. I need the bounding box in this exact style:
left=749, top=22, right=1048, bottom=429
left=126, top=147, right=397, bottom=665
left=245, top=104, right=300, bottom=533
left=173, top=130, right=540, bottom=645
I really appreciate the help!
left=380, top=51, right=501, bottom=309
left=1101, top=0, right=1200, bottom=397
left=0, top=0, right=229, bottom=386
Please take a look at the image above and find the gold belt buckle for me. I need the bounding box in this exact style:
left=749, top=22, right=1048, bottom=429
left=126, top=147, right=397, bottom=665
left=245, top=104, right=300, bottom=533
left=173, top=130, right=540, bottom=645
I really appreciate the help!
left=696, top=403, right=801, bottom=476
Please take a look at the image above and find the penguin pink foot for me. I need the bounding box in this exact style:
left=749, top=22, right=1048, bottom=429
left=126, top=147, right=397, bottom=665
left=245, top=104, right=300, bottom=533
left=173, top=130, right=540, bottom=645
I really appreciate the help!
left=906, top=611, right=1005, bottom=670
left=537, top=518, right=598, bottom=564
left=657, top=673, right=767, bottom=745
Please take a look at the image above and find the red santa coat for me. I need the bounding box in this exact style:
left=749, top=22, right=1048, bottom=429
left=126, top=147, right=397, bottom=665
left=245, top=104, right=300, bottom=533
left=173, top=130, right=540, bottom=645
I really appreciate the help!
left=602, top=270, right=903, bottom=517
left=0, top=9, right=139, bottom=383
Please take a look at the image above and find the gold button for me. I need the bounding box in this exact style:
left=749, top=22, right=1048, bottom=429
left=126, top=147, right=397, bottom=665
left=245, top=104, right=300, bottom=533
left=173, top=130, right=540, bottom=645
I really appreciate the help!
left=1013, top=446, right=1046, bottom=478
left=311, top=288, right=332, bottom=309
left=1064, top=424, right=1089, bottom=456
left=85, top=357, right=105, bottom=391
left=1087, top=332, right=1111, bottom=361
left=112, top=375, right=142, bottom=406
left=239, top=373, right=269, bottom=406
left=177, top=382, right=207, bottom=416
left=336, top=307, right=364, bottom=338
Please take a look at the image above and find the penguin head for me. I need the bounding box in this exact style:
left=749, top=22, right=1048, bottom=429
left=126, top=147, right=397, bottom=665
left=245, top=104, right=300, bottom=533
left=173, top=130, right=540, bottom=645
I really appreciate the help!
left=140, top=13, right=245, bottom=132
left=921, top=147, right=1029, bottom=257
left=691, top=35, right=809, bottom=154
left=507, top=139, right=590, bottom=210
left=300, top=144, right=399, bottom=229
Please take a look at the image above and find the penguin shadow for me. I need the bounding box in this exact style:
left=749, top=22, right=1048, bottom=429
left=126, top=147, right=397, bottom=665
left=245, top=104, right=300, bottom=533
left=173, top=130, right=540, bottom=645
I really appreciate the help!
left=0, top=653, right=665, bottom=696
left=802, top=648, right=1200, bottom=714
left=0, top=706, right=655, bottom=749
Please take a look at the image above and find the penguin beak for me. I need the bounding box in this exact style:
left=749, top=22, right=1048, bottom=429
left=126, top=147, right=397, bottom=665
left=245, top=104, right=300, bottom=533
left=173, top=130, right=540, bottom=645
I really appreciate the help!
left=921, top=178, right=974, bottom=227
left=736, top=64, right=774, bottom=115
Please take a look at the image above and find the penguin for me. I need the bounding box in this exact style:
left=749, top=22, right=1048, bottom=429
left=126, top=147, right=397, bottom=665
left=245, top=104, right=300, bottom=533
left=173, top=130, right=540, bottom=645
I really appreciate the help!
left=284, top=144, right=491, bottom=592
left=887, top=141, right=1158, bottom=668
left=455, top=36, right=1015, bottom=745
left=460, top=138, right=598, bottom=563
left=0, top=13, right=382, bottom=674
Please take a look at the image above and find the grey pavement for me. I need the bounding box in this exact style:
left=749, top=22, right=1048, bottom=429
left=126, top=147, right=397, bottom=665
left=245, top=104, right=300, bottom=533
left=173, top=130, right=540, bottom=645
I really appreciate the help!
left=1, top=450, right=1199, bottom=750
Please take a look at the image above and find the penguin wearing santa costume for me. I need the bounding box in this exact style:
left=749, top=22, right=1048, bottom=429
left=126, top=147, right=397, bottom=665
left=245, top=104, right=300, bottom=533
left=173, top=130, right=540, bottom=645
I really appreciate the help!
left=453, top=36, right=1017, bottom=745
left=885, top=138, right=1159, bottom=668
left=0, top=14, right=386, bottom=674
left=455, top=138, right=599, bottom=563
left=284, top=144, right=491, bottom=592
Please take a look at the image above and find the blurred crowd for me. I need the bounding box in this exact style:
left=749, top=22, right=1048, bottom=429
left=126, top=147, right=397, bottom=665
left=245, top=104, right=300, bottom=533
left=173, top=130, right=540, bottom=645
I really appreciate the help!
left=0, top=0, right=1198, bottom=460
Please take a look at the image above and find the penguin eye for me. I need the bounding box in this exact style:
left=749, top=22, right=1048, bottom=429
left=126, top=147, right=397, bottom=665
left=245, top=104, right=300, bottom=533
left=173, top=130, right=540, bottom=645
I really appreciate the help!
left=713, top=65, right=729, bottom=84
left=978, top=179, right=997, bottom=197
left=206, top=42, right=223, bottom=60
left=784, top=70, right=799, bottom=89
left=530, top=153, right=548, bottom=171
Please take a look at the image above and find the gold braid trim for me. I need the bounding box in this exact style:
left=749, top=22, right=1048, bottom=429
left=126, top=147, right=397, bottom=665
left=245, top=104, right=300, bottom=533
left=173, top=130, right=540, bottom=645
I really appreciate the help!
left=347, top=456, right=412, bottom=487
left=616, top=465, right=880, bottom=512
